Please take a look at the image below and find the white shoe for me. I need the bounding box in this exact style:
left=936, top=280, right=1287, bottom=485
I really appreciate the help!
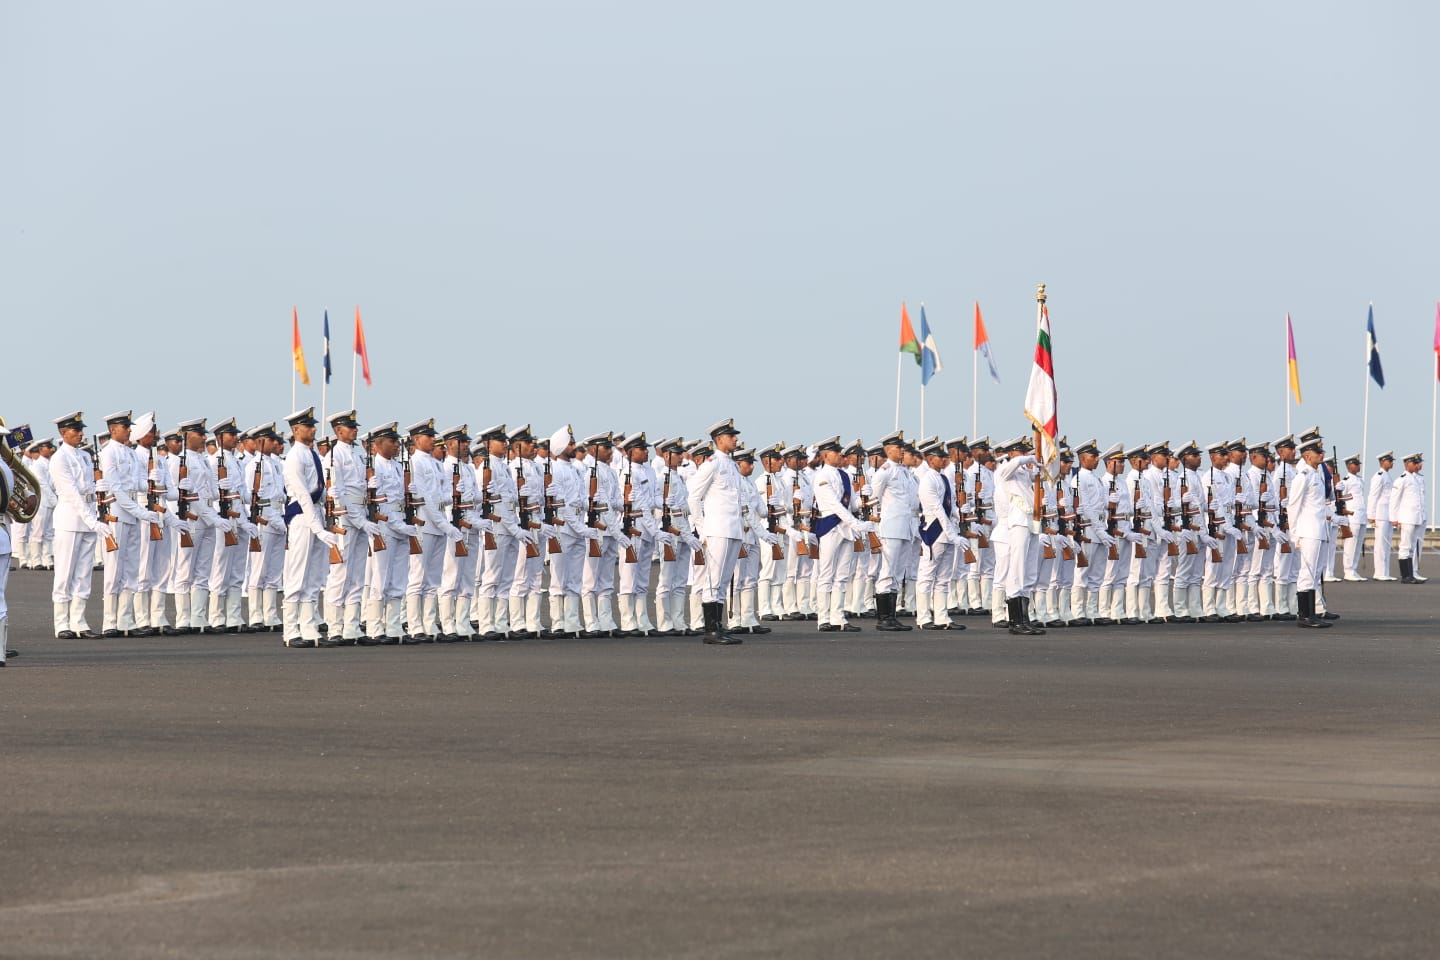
left=1323, top=576, right=1341, bottom=583
left=1373, top=575, right=1398, bottom=582
left=1342, top=576, right=1367, bottom=582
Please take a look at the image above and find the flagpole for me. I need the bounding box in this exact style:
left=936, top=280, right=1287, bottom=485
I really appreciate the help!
left=920, top=383, right=925, bottom=439
left=973, top=346, right=978, bottom=438
left=351, top=341, right=358, bottom=411
left=1285, top=314, right=1291, bottom=436
left=1362, top=367, right=1371, bottom=473
left=894, top=352, right=902, bottom=430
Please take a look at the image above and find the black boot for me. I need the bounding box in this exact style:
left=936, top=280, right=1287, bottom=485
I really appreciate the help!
left=875, top=593, right=909, bottom=632
left=703, top=602, right=742, bottom=645
left=1008, top=598, right=1042, bottom=636
left=1400, top=558, right=1419, bottom=584
left=1297, top=589, right=1330, bottom=628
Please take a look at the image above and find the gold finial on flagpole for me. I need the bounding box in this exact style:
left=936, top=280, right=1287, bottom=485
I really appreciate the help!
left=1036, top=283, right=1047, bottom=304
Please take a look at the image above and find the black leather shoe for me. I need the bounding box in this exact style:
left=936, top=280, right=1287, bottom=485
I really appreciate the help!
left=401, top=634, right=429, bottom=644
left=1093, top=617, right=1116, bottom=626
left=1274, top=613, right=1297, bottom=621
left=682, top=628, right=702, bottom=637
left=1199, top=615, right=1221, bottom=623
left=334, top=638, right=358, bottom=646
left=818, top=624, right=840, bottom=632
left=435, top=634, right=462, bottom=643
left=1009, top=620, right=1045, bottom=636
left=729, top=626, right=750, bottom=635
left=1321, top=611, right=1340, bottom=620
left=991, top=619, right=1010, bottom=629
left=199, top=626, right=223, bottom=636
left=749, top=624, right=772, bottom=635
left=56, top=630, right=78, bottom=639
left=840, top=623, right=861, bottom=632
left=805, top=613, right=818, bottom=621
left=130, top=627, right=158, bottom=637
left=1146, top=617, right=1167, bottom=625
left=784, top=612, right=807, bottom=621
left=578, top=630, right=606, bottom=639
left=287, top=638, right=315, bottom=648
left=316, top=638, right=342, bottom=648
left=225, top=625, right=241, bottom=634
left=760, top=614, right=780, bottom=622
left=356, top=636, right=382, bottom=646
left=379, top=636, right=400, bottom=645
left=1245, top=613, right=1265, bottom=622
left=160, top=626, right=185, bottom=636
left=920, top=622, right=948, bottom=630
left=703, top=634, right=742, bottom=645
left=77, top=630, right=101, bottom=639
left=1297, top=617, right=1331, bottom=629
left=1120, top=618, right=1141, bottom=626
left=101, top=628, right=122, bottom=638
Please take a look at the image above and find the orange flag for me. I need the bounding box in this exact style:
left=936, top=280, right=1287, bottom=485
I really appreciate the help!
left=292, top=307, right=311, bottom=385
left=354, top=306, right=372, bottom=386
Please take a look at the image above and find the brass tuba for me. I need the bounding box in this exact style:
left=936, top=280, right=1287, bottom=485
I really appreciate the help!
left=0, top=416, right=43, bottom=524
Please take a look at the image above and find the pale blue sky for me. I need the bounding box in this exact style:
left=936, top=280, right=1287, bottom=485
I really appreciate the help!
left=4, top=1, right=1437, bottom=463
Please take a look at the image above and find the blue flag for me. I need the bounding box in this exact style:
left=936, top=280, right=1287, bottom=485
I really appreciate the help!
left=322, top=309, right=332, bottom=384
left=920, top=305, right=943, bottom=386
left=1366, top=304, right=1384, bottom=388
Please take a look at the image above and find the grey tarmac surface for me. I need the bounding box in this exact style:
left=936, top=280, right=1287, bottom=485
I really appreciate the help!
left=2, top=568, right=1438, bottom=959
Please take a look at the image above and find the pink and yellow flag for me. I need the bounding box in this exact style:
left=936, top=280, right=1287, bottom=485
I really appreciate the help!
left=292, top=307, right=311, bottom=386
left=1286, top=313, right=1301, bottom=404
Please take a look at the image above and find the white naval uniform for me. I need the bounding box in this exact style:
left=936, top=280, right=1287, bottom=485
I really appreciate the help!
left=616, top=459, right=659, bottom=634
left=406, top=448, right=460, bottom=639
left=50, top=440, right=107, bottom=635
left=655, top=463, right=697, bottom=632
left=364, top=453, right=412, bottom=640
left=0, top=456, right=13, bottom=661
left=546, top=455, right=593, bottom=634
left=1339, top=470, right=1367, bottom=579
left=438, top=455, right=481, bottom=639
left=207, top=445, right=252, bottom=630
left=869, top=458, right=920, bottom=598
left=1198, top=466, right=1239, bottom=618
left=915, top=462, right=959, bottom=628
left=134, top=444, right=176, bottom=630
left=779, top=466, right=815, bottom=617
left=475, top=452, right=525, bottom=637
left=1390, top=469, right=1427, bottom=575
left=687, top=449, right=746, bottom=609
left=993, top=454, right=1044, bottom=605
left=245, top=451, right=287, bottom=629
left=809, top=462, right=863, bottom=629
left=1286, top=461, right=1332, bottom=593
left=172, top=448, right=223, bottom=629
left=325, top=439, right=372, bottom=639
left=754, top=470, right=787, bottom=618
left=508, top=456, right=548, bottom=634
left=99, top=437, right=155, bottom=632
left=282, top=439, right=333, bottom=642
left=579, top=454, right=624, bottom=634
left=1367, top=467, right=1395, bottom=578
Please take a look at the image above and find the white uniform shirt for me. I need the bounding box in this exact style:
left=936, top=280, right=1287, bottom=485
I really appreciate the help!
left=1367, top=469, right=1393, bottom=523
left=687, top=450, right=745, bottom=540
left=1389, top=470, right=1427, bottom=526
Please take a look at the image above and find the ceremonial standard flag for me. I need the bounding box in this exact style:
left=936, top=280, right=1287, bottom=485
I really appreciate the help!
left=920, top=306, right=942, bottom=386
left=1433, top=302, right=1439, bottom=381
left=292, top=308, right=311, bottom=385
left=974, top=301, right=1000, bottom=384
left=1366, top=304, right=1384, bottom=388
left=355, top=306, right=372, bottom=386
left=899, top=303, right=921, bottom=365
left=1024, top=299, right=1058, bottom=465
left=322, top=309, right=332, bottom=384
left=1287, top=313, right=1302, bottom=404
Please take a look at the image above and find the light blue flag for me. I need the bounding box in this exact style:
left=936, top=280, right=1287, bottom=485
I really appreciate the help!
left=920, top=306, right=942, bottom=386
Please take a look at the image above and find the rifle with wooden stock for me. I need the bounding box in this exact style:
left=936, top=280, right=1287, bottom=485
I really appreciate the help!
left=1106, top=472, right=1121, bottom=562
left=1179, top=467, right=1199, bottom=556
left=146, top=444, right=166, bottom=543
left=1276, top=463, right=1292, bottom=555
left=660, top=469, right=679, bottom=563
left=91, top=436, right=118, bottom=553
left=451, top=461, right=470, bottom=559
left=620, top=463, right=639, bottom=565
left=478, top=453, right=497, bottom=551
left=323, top=460, right=344, bottom=565
left=516, top=460, right=540, bottom=559
left=216, top=447, right=240, bottom=548
left=1130, top=472, right=1148, bottom=560
left=248, top=451, right=264, bottom=553
left=364, top=446, right=387, bottom=554
left=542, top=456, right=562, bottom=556
left=1204, top=469, right=1224, bottom=564
left=176, top=443, right=194, bottom=549
left=764, top=471, right=784, bottom=561
left=401, top=450, right=424, bottom=556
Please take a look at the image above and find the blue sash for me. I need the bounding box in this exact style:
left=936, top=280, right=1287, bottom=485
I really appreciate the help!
left=921, top=475, right=953, bottom=547
left=283, top=449, right=326, bottom=527
left=813, top=470, right=851, bottom=538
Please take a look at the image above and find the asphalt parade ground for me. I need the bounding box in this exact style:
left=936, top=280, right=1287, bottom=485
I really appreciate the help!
left=2, top=569, right=1438, bottom=959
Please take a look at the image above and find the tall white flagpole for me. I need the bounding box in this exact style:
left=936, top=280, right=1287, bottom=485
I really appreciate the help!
left=1285, top=314, right=1291, bottom=436
left=1362, top=303, right=1373, bottom=470
left=894, top=352, right=902, bottom=431
left=973, top=346, right=979, bottom=438
left=1431, top=365, right=1436, bottom=543
left=351, top=340, right=358, bottom=412
left=919, top=383, right=925, bottom=439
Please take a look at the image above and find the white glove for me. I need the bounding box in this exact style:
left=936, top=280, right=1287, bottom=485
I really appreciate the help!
left=614, top=533, right=633, bottom=550
left=540, top=524, right=560, bottom=541
left=141, top=510, right=161, bottom=525
left=584, top=526, right=603, bottom=541
left=177, top=477, right=194, bottom=492
left=948, top=530, right=967, bottom=546
left=806, top=532, right=818, bottom=546
left=360, top=519, right=381, bottom=538
left=655, top=530, right=676, bottom=548
left=1203, top=535, right=1221, bottom=551
left=504, top=522, right=524, bottom=539
left=685, top=535, right=702, bottom=552
left=1098, top=532, right=1117, bottom=547
left=241, top=521, right=259, bottom=539
left=1224, top=525, right=1241, bottom=540
left=318, top=531, right=340, bottom=550
left=639, top=515, right=659, bottom=538
left=1125, top=531, right=1147, bottom=546
left=445, top=525, right=464, bottom=543
left=400, top=523, right=419, bottom=537
left=516, top=528, right=536, bottom=546
left=759, top=530, right=779, bottom=546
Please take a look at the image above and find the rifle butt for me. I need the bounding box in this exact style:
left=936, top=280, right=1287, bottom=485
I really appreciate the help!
left=1166, top=542, right=1180, bottom=557
left=180, top=531, right=194, bottom=549
left=1280, top=542, right=1292, bottom=554
left=1075, top=550, right=1088, bottom=569
left=372, top=534, right=387, bottom=553
left=1135, top=544, right=1147, bottom=560
left=223, top=530, right=239, bottom=548
left=624, top=546, right=639, bottom=564
left=525, top=541, right=541, bottom=559
left=104, top=534, right=118, bottom=553
left=329, top=544, right=343, bottom=565
left=976, top=534, right=990, bottom=549
left=455, top=540, right=469, bottom=558
left=1108, top=544, right=1120, bottom=562
left=249, top=537, right=262, bottom=554
left=150, top=522, right=165, bottom=542
left=852, top=538, right=865, bottom=554
left=588, top=538, right=603, bottom=559
left=1185, top=541, right=1199, bottom=556
left=1061, top=546, right=1075, bottom=562
left=484, top=531, right=498, bottom=551
left=1043, top=543, right=1057, bottom=561
left=771, top=543, right=784, bottom=561
left=738, top=545, right=748, bottom=560
left=692, top=545, right=705, bottom=566
left=867, top=532, right=883, bottom=554
left=547, top=537, right=562, bottom=555
left=409, top=536, right=424, bottom=556
left=662, top=543, right=677, bottom=563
